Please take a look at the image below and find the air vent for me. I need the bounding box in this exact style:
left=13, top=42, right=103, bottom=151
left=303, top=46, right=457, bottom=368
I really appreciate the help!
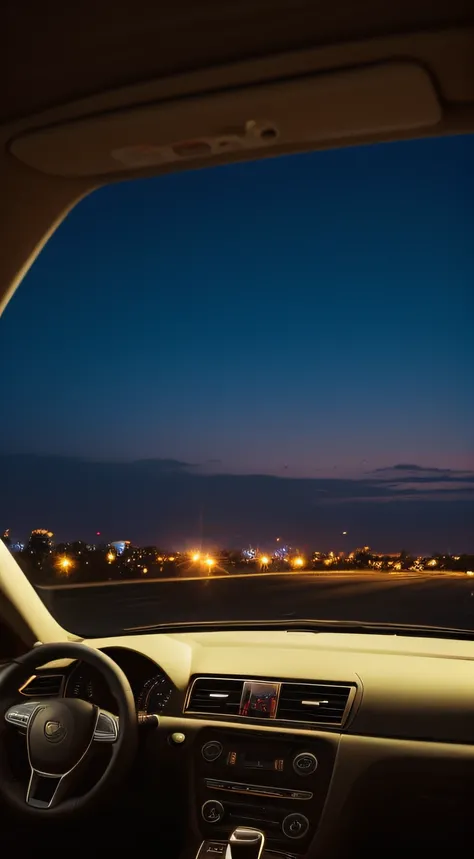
left=20, top=674, right=64, bottom=698
left=186, top=677, right=244, bottom=715
left=277, top=682, right=353, bottom=726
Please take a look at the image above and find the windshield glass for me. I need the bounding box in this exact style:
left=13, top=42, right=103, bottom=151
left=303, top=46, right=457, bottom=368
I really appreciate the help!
left=1, top=135, right=473, bottom=638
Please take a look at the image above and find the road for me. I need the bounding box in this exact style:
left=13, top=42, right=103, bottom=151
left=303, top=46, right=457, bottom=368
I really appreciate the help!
left=38, top=571, right=474, bottom=637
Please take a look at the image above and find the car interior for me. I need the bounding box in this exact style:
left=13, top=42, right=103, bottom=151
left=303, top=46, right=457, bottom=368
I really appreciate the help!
left=1, top=2, right=474, bottom=857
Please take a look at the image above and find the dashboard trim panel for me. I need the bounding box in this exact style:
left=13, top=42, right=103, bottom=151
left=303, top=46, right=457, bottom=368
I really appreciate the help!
left=204, top=777, right=314, bottom=800
left=184, top=675, right=357, bottom=729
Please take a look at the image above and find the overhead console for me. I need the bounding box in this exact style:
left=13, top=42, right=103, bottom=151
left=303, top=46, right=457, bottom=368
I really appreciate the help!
left=9, top=62, right=441, bottom=179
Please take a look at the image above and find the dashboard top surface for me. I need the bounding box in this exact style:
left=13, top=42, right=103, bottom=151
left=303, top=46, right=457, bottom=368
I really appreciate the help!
left=85, top=629, right=474, bottom=687
left=34, top=629, right=474, bottom=745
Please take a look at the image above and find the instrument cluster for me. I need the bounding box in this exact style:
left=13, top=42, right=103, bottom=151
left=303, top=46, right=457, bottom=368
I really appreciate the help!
left=64, top=646, right=173, bottom=716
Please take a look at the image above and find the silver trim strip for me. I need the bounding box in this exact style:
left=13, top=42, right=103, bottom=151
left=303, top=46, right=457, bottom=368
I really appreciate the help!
left=184, top=676, right=356, bottom=728
left=205, top=777, right=313, bottom=800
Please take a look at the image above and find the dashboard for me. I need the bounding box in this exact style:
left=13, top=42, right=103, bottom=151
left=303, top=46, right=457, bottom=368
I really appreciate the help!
left=18, top=629, right=474, bottom=857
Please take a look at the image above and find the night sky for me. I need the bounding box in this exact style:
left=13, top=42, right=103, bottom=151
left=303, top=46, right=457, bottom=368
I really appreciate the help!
left=1, top=135, right=473, bottom=551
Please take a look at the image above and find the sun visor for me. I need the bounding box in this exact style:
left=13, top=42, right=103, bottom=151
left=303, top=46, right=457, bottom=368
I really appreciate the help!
left=9, top=62, right=442, bottom=178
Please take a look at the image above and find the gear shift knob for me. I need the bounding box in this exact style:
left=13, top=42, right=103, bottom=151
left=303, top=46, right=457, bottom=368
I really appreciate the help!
left=226, top=828, right=265, bottom=859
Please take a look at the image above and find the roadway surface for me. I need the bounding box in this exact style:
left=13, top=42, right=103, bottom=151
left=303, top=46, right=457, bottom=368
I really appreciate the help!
left=38, top=571, right=474, bottom=637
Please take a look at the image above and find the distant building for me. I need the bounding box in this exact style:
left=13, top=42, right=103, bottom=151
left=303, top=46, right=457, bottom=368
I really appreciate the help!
left=110, top=540, right=130, bottom=556
left=1, top=529, right=24, bottom=552
left=27, top=529, right=54, bottom=554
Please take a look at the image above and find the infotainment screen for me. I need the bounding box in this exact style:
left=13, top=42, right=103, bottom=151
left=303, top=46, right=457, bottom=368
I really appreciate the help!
left=239, top=681, right=279, bottom=718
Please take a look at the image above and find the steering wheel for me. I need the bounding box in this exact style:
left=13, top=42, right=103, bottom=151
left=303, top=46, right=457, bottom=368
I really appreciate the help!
left=0, top=642, right=137, bottom=818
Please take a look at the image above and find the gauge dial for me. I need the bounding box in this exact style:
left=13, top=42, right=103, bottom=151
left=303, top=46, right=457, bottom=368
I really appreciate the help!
left=70, top=673, right=95, bottom=702
left=137, top=674, right=172, bottom=714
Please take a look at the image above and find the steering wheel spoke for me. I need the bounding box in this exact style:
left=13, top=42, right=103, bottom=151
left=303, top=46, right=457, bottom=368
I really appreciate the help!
left=93, top=708, right=119, bottom=742
left=27, top=768, right=64, bottom=809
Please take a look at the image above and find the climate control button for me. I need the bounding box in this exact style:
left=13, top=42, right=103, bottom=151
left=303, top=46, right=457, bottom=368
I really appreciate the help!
left=202, top=741, right=223, bottom=762
left=282, top=813, right=310, bottom=839
left=292, top=751, right=318, bottom=776
left=202, top=800, right=225, bottom=824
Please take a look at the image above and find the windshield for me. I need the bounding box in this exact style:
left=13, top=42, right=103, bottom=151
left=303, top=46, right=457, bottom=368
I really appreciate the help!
left=1, top=135, right=473, bottom=638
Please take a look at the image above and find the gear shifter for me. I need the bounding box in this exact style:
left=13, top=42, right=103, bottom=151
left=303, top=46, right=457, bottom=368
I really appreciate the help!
left=226, top=828, right=265, bottom=859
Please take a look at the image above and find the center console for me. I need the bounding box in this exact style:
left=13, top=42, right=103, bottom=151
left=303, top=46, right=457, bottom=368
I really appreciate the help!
left=194, top=727, right=337, bottom=853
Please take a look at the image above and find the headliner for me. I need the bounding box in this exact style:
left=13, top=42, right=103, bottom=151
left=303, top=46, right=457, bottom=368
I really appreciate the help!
left=3, top=0, right=474, bottom=123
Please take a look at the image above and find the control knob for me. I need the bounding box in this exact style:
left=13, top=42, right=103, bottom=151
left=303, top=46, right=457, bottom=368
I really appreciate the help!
left=282, top=813, right=310, bottom=839
left=202, top=800, right=225, bottom=824
left=202, top=741, right=223, bottom=762
left=292, top=751, right=318, bottom=776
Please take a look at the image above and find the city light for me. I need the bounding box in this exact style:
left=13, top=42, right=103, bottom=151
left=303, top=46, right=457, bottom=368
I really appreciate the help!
left=56, top=556, right=73, bottom=574
left=9, top=529, right=473, bottom=582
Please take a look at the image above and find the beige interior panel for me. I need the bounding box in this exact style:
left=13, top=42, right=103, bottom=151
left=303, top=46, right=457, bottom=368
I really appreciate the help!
left=10, top=62, right=442, bottom=179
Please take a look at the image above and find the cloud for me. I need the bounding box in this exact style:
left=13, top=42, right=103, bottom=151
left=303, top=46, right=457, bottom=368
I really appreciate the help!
left=1, top=454, right=473, bottom=552
left=371, top=463, right=472, bottom=477
left=367, top=463, right=474, bottom=491
left=385, top=481, right=474, bottom=494
left=373, top=463, right=448, bottom=473
left=129, top=458, right=197, bottom=473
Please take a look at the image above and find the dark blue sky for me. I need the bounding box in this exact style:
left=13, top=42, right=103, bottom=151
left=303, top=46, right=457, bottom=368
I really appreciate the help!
left=1, top=135, right=473, bottom=549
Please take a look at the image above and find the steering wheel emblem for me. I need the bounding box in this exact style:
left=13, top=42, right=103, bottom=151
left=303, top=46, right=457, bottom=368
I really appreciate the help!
left=44, top=720, right=66, bottom=741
